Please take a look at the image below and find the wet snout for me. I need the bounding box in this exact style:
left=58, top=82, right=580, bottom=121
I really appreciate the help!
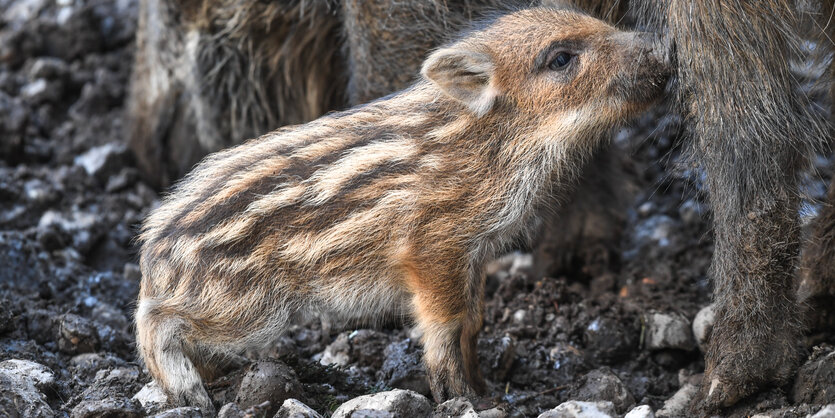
left=607, top=30, right=672, bottom=107
left=612, top=31, right=671, bottom=74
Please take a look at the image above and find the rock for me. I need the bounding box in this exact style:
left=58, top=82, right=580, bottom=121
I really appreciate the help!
left=655, top=383, right=698, bottom=418
left=38, top=210, right=103, bottom=255
left=811, top=405, right=835, bottom=418
left=331, top=389, right=432, bottom=418
left=569, top=368, right=634, bottom=414
left=21, top=78, right=60, bottom=103
left=0, top=359, right=54, bottom=418
left=70, top=353, right=128, bottom=379
left=512, top=309, right=527, bottom=325
left=319, top=332, right=351, bottom=367
left=583, top=317, right=635, bottom=364
left=150, top=407, right=203, bottom=418
left=71, top=397, right=143, bottom=418
left=235, top=360, right=303, bottom=416
left=478, top=407, right=508, bottom=418
left=319, top=330, right=390, bottom=369
left=73, top=142, right=131, bottom=182
left=133, top=381, right=169, bottom=415
left=91, top=302, right=128, bottom=331
left=344, top=411, right=392, bottom=418
left=793, top=347, right=835, bottom=404
left=217, top=403, right=244, bottom=418
left=57, top=313, right=98, bottom=354
left=549, top=343, right=586, bottom=385
left=0, top=359, right=55, bottom=390
left=25, top=308, right=57, bottom=344
left=537, top=401, right=616, bottom=418
left=432, top=397, right=478, bottom=418
left=644, top=311, right=695, bottom=351
left=624, top=405, right=654, bottom=418
left=691, top=304, right=715, bottom=352
left=28, top=57, right=68, bottom=80
left=0, top=231, right=49, bottom=292
left=275, top=399, right=323, bottom=418
left=105, top=167, right=139, bottom=193
left=24, top=178, right=57, bottom=206
left=378, top=338, right=430, bottom=396
left=71, top=367, right=144, bottom=418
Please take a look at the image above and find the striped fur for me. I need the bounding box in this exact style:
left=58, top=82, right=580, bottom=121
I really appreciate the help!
left=135, top=7, right=670, bottom=411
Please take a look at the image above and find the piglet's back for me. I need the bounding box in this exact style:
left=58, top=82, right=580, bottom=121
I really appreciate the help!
left=137, top=89, right=456, bottom=303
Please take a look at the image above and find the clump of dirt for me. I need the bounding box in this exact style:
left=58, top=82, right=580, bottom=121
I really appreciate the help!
left=0, top=0, right=833, bottom=417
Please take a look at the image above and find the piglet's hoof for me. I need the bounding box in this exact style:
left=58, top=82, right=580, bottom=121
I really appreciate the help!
left=694, top=378, right=743, bottom=414
left=428, top=370, right=475, bottom=403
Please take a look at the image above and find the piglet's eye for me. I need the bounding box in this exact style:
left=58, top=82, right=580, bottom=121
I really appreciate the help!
left=548, top=52, right=573, bottom=71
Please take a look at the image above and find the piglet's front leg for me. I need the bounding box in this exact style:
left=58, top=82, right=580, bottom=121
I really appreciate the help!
left=404, top=256, right=484, bottom=402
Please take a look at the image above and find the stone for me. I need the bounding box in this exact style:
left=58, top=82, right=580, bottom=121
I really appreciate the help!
left=569, top=368, right=634, bottom=414
left=133, top=381, right=169, bottom=415
left=73, top=143, right=131, bottom=182
left=583, top=317, right=635, bottom=364
left=0, top=359, right=54, bottom=418
left=91, top=302, right=129, bottom=331
left=21, top=78, right=60, bottom=103
left=70, top=353, right=128, bottom=379
left=319, top=332, right=351, bottom=367
left=378, top=338, right=430, bottom=396
left=151, top=407, right=203, bottom=418
left=644, top=311, right=695, bottom=351
left=655, top=383, right=698, bottom=418
left=691, top=304, right=715, bottom=352
left=624, top=405, right=654, bottom=418
left=217, top=403, right=244, bottom=418
left=71, top=367, right=144, bottom=418
left=38, top=210, right=102, bottom=255
left=793, top=347, right=835, bottom=404
left=28, top=57, right=68, bottom=80
left=478, top=407, right=508, bottom=418
left=549, top=343, right=586, bottom=385
left=331, top=389, right=432, bottom=418
left=57, top=313, right=98, bottom=354
left=432, top=397, right=478, bottom=418
left=811, top=405, right=835, bottom=418
left=71, top=398, right=143, bottom=418
left=0, top=359, right=55, bottom=390
left=275, top=398, right=323, bottom=418
left=319, top=330, right=390, bottom=369
left=537, top=401, right=616, bottom=418
left=235, top=360, right=303, bottom=416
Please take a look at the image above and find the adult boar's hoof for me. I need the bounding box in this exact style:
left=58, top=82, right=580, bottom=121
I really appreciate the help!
left=693, top=316, right=800, bottom=414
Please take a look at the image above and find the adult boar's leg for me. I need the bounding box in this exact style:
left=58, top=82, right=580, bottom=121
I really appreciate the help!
left=801, top=177, right=835, bottom=332
left=648, top=0, right=822, bottom=411
left=799, top=0, right=835, bottom=333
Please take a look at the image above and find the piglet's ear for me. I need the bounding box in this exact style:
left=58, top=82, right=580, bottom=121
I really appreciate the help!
left=422, top=47, right=498, bottom=117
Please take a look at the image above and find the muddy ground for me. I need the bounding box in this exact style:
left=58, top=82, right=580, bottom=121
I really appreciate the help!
left=0, top=1, right=834, bottom=417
